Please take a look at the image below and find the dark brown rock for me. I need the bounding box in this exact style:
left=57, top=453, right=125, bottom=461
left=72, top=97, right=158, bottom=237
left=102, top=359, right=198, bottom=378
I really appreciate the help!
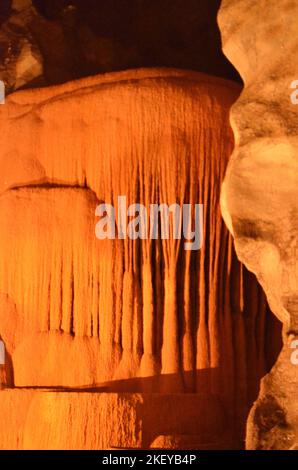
left=0, top=0, right=242, bottom=93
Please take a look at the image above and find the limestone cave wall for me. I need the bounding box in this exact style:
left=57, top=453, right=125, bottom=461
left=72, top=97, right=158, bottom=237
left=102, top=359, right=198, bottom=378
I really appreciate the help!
left=0, top=0, right=289, bottom=451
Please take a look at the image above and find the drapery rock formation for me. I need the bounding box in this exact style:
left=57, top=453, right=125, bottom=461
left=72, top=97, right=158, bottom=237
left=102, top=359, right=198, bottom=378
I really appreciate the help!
left=218, top=0, right=298, bottom=450
left=0, top=68, right=281, bottom=449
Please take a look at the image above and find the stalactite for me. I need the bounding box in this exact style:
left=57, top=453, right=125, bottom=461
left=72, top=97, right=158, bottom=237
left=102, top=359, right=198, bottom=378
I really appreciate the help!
left=0, top=69, right=281, bottom=448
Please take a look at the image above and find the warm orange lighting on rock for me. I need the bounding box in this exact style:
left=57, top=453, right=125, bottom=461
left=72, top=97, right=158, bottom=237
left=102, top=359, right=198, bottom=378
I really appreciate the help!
left=0, top=69, right=281, bottom=449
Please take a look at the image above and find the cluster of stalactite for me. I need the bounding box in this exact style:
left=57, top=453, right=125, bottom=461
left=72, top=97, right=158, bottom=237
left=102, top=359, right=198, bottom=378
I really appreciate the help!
left=0, top=70, right=281, bottom=448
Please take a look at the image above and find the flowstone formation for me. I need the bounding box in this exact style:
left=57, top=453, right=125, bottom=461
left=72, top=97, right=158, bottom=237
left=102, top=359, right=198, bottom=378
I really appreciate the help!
left=218, top=0, right=298, bottom=450
left=0, top=68, right=280, bottom=449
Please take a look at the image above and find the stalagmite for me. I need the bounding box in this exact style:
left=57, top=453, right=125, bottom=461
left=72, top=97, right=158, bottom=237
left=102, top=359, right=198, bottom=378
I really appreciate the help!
left=0, top=68, right=280, bottom=448
left=218, top=0, right=298, bottom=450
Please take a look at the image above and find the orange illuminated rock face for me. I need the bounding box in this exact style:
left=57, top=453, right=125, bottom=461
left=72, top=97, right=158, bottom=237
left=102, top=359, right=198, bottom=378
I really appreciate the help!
left=0, top=69, right=281, bottom=449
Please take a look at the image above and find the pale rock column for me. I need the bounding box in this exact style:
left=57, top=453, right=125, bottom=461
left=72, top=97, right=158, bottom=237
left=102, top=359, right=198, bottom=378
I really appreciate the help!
left=218, top=0, right=298, bottom=449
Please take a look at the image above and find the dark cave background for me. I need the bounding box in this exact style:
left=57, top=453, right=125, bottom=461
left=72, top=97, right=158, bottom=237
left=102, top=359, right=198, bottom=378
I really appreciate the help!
left=0, top=0, right=242, bottom=91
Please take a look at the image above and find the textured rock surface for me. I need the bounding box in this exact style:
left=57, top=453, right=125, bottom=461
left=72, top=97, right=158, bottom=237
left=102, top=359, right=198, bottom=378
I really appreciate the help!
left=0, top=390, right=229, bottom=449
left=0, top=0, right=43, bottom=93
left=218, top=0, right=298, bottom=450
left=0, top=69, right=281, bottom=448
